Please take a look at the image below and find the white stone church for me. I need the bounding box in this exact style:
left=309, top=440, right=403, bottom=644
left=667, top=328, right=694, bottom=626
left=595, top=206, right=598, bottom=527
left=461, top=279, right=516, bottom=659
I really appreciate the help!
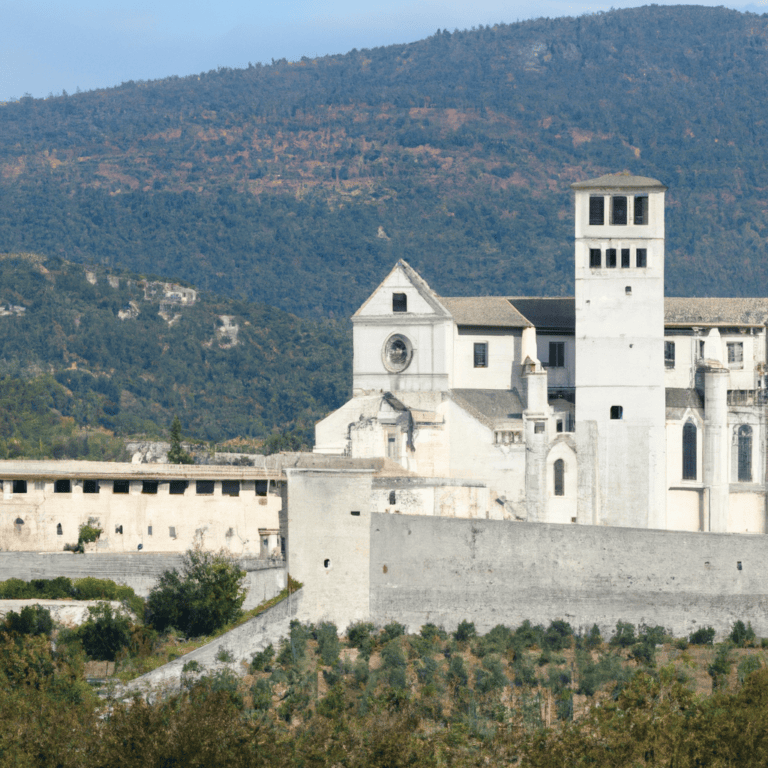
left=315, top=173, right=768, bottom=534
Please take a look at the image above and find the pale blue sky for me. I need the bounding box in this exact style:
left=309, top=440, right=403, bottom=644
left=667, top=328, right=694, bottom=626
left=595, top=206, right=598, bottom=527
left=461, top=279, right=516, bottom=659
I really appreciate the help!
left=1, top=1, right=764, bottom=102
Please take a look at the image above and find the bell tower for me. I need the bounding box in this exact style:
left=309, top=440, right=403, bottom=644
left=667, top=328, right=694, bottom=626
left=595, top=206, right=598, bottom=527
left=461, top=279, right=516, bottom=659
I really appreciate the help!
left=572, top=173, right=667, bottom=529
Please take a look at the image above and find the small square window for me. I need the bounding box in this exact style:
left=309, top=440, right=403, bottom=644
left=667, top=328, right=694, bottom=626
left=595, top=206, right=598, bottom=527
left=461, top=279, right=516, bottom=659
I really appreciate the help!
left=196, top=480, right=214, bottom=495
left=474, top=342, right=488, bottom=368
left=142, top=481, right=158, bottom=494
left=534, top=421, right=546, bottom=434
left=589, top=196, right=604, bottom=225
left=54, top=479, right=71, bottom=493
left=392, top=293, right=407, bottom=313
left=222, top=480, right=240, bottom=497
left=12, top=480, right=27, bottom=494
left=255, top=480, right=268, bottom=497
left=113, top=480, right=130, bottom=494
left=610, top=405, right=623, bottom=420
left=634, top=195, right=648, bottom=225
left=589, top=248, right=601, bottom=268
left=636, top=248, right=647, bottom=268
left=606, top=248, right=617, bottom=268
left=621, top=249, right=630, bottom=268
left=115, top=525, right=123, bottom=535
left=625, top=286, right=632, bottom=295
left=611, top=196, right=627, bottom=225
left=83, top=480, right=99, bottom=494
left=169, top=480, right=188, bottom=495
left=548, top=342, right=565, bottom=368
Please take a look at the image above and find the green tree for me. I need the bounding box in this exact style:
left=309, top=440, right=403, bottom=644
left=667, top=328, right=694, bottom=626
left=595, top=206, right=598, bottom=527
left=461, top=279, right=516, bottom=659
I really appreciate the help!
left=78, top=603, right=132, bottom=661
left=146, top=547, right=246, bottom=637
left=168, top=416, right=194, bottom=464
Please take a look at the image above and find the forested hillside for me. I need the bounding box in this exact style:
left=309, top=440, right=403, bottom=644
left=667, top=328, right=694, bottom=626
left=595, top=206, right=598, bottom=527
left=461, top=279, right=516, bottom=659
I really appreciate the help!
left=1, top=6, right=768, bottom=318
left=0, top=254, right=349, bottom=443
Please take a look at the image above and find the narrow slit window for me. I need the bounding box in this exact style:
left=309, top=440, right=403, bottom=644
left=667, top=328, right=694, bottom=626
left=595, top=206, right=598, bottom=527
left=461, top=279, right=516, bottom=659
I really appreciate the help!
left=621, top=248, right=630, bottom=268
left=682, top=421, right=697, bottom=480
left=634, top=195, right=648, bottom=225
left=56, top=523, right=63, bottom=536
left=169, top=526, right=176, bottom=538
left=738, top=425, right=752, bottom=482
left=611, top=196, right=627, bottom=225
left=148, top=525, right=153, bottom=535
left=610, top=405, right=623, bottom=420
left=554, top=459, right=565, bottom=497
left=389, top=491, right=396, bottom=504
left=350, top=510, right=361, bottom=517
left=589, top=248, right=601, bottom=268
left=636, top=248, right=647, bottom=268
left=474, top=342, right=488, bottom=368
left=606, top=248, right=617, bottom=268
left=665, top=341, right=676, bottom=369
left=392, top=293, right=407, bottom=313
left=589, top=196, right=604, bottom=225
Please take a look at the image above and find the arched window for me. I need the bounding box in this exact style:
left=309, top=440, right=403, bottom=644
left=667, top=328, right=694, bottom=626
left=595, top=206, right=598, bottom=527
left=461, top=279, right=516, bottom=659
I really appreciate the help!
left=738, top=425, right=753, bottom=482
left=554, top=459, right=565, bottom=497
left=56, top=523, right=62, bottom=536
left=682, top=422, right=697, bottom=480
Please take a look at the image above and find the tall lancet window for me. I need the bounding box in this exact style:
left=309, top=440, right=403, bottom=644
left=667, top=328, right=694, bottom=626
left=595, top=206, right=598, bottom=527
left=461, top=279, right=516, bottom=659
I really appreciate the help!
left=738, top=425, right=753, bottom=482
left=554, top=459, right=565, bottom=497
left=682, top=421, right=697, bottom=480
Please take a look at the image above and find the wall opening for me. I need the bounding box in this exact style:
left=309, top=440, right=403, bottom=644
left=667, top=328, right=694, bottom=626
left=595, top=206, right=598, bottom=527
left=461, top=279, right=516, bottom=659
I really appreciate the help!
left=737, top=561, right=743, bottom=571
left=554, top=459, right=565, bottom=497
left=683, top=421, right=697, bottom=480
left=610, top=406, right=623, bottom=420
left=323, top=558, right=331, bottom=569
left=351, top=510, right=361, bottom=517
left=222, top=480, right=240, bottom=497
left=56, top=523, right=62, bottom=536
left=115, top=525, right=123, bottom=534
left=148, top=526, right=153, bottom=536
left=12, top=480, right=27, bottom=494
left=196, top=480, right=215, bottom=495
left=54, top=479, right=71, bottom=493
left=738, top=425, right=752, bottom=482
left=169, top=480, right=188, bottom=495
left=169, top=527, right=177, bottom=538
left=255, top=480, right=268, bottom=496
left=392, top=293, right=407, bottom=313
left=113, top=480, right=129, bottom=494
left=83, top=480, right=99, bottom=494
left=389, top=490, right=396, bottom=505
left=142, top=481, right=158, bottom=494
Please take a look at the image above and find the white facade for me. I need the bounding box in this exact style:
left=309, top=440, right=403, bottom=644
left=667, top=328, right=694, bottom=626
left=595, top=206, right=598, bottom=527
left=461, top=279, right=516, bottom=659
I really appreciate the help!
left=316, top=172, right=768, bottom=535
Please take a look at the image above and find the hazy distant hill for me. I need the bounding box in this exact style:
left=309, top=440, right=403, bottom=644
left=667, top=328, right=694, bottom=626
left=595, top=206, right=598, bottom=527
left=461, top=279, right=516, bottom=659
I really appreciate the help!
left=0, top=255, right=349, bottom=442
left=1, top=5, right=768, bottom=317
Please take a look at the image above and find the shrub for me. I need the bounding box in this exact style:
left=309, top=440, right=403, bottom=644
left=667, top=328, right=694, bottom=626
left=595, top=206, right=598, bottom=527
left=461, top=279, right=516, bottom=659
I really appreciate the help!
left=353, top=657, right=369, bottom=686
left=515, top=620, right=544, bottom=649
left=250, top=644, right=275, bottom=672
left=708, top=644, right=733, bottom=690
left=0, top=578, right=34, bottom=599
left=346, top=622, right=375, bottom=657
left=78, top=602, right=132, bottom=661
left=542, top=620, right=573, bottom=651
left=447, top=655, right=469, bottom=691
left=380, top=621, right=406, bottom=643
left=512, top=655, right=537, bottom=687
left=475, top=655, right=508, bottom=694
left=420, top=623, right=446, bottom=642
left=474, top=624, right=514, bottom=657
left=183, top=659, right=201, bottom=673
left=454, top=620, right=477, bottom=643
left=146, top=547, right=246, bottom=637
left=689, top=626, right=716, bottom=646
left=3, top=605, right=54, bottom=636
left=277, top=621, right=310, bottom=668
left=417, top=655, right=440, bottom=686
left=251, top=678, right=272, bottom=711
left=730, top=620, right=756, bottom=648
left=576, top=651, right=629, bottom=697
left=737, top=655, right=762, bottom=684
left=215, top=647, right=234, bottom=663
left=610, top=621, right=636, bottom=648
left=315, top=621, right=341, bottom=666
left=584, top=623, right=603, bottom=650
left=629, top=640, right=656, bottom=666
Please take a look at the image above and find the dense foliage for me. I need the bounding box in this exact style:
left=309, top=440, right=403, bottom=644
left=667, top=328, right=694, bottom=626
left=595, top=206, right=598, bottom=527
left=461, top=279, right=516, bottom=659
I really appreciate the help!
left=1, top=6, right=768, bottom=320
left=0, top=255, right=349, bottom=443
left=146, top=548, right=246, bottom=636
left=2, top=613, right=768, bottom=765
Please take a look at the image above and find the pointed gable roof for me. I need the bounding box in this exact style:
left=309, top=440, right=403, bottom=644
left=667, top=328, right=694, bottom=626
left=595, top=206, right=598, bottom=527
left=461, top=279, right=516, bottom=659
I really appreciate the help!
left=353, top=259, right=451, bottom=319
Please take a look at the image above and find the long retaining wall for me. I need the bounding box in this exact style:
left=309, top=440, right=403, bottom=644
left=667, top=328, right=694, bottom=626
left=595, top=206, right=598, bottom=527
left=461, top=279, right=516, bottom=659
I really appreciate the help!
left=0, top=552, right=286, bottom=610
left=369, top=514, right=768, bottom=639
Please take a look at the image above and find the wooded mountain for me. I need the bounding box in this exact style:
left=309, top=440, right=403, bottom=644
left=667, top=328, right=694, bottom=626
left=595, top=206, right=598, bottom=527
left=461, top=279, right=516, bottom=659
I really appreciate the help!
left=0, top=255, right=349, bottom=443
left=1, top=5, right=767, bottom=319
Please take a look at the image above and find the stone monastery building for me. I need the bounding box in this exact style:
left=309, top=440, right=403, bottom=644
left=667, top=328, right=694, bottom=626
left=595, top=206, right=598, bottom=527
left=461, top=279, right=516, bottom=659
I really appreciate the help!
left=315, top=173, right=768, bottom=535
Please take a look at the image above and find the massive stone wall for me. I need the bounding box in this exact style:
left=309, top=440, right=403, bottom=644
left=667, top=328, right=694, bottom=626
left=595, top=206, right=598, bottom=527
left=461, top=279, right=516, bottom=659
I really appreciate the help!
left=0, top=552, right=286, bottom=610
left=369, top=514, right=768, bottom=639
